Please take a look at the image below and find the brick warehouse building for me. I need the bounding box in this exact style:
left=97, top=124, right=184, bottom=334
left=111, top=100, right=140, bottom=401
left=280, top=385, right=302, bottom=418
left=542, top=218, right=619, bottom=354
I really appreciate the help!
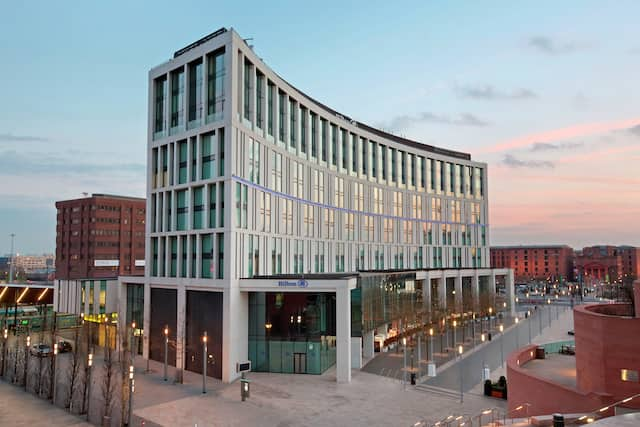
left=575, top=245, right=640, bottom=285
left=490, top=245, right=575, bottom=283
left=54, top=194, right=146, bottom=318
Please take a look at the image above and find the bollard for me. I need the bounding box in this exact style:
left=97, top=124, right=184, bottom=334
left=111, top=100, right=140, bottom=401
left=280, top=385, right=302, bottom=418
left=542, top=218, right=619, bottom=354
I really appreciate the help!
left=240, top=372, right=250, bottom=401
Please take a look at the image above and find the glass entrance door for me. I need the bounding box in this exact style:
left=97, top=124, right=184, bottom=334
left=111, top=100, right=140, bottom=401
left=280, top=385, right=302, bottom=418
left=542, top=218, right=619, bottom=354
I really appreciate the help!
left=293, top=352, right=306, bottom=374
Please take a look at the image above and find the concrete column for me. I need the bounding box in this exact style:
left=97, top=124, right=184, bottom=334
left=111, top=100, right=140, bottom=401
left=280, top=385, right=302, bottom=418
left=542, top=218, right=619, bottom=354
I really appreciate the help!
left=336, top=285, right=352, bottom=383
left=351, top=337, right=362, bottom=369
left=222, top=285, right=248, bottom=383
left=505, top=269, right=516, bottom=316
left=472, top=273, right=480, bottom=311
left=363, top=329, right=375, bottom=360
left=489, top=272, right=497, bottom=309
left=175, top=286, right=186, bottom=383
left=423, top=278, right=432, bottom=317
left=437, top=276, right=446, bottom=310
left=143, top=281, right=151, bottom=360
left=454, top=273, right=463, bottom=312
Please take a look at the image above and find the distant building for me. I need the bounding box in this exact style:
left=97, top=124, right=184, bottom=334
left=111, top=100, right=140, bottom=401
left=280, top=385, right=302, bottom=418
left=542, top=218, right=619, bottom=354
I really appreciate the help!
left=490, top=245, right=574, bottom=282
left=54, top=194, right=146, bottom=321
left=575, top=245, right=640, bottom=285
left=14, top=254, right=55, bottom=274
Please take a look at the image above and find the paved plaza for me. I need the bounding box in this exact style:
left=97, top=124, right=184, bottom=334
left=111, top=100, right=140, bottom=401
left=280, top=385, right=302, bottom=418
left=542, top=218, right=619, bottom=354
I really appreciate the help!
left=0, top=301, right=578, bottom=427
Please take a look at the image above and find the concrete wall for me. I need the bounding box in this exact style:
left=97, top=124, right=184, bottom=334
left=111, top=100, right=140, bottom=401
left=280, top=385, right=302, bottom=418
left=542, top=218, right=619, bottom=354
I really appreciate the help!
left=507, top=344, right=610, bottom=416
left=574, top=304, right=640, bottom=405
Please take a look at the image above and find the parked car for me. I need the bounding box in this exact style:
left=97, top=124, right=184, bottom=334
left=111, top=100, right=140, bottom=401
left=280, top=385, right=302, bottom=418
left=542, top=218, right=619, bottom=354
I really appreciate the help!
left=57, top=341, right=73, bottom=353
left=30, top=343, right=52, bottom=357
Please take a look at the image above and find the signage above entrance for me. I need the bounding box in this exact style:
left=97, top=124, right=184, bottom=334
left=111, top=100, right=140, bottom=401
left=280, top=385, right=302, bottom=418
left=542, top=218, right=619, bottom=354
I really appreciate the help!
left=277, top=279, right=309, bottom=288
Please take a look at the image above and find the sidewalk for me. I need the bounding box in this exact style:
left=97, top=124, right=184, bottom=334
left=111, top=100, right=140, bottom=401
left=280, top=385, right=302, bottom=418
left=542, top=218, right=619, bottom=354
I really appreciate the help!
left=467, top=305, right=574, bottom=395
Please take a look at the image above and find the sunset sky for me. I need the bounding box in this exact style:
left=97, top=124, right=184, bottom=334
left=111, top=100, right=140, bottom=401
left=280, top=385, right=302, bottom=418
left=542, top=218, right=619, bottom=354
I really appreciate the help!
left=1, top=1, right=639, bottom=254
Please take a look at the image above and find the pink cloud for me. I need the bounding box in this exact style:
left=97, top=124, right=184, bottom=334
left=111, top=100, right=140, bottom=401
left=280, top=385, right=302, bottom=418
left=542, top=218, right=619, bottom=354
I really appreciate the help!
left=557, top=144, right=640, bottom=164
left=480, top=117, right=640, bottom=153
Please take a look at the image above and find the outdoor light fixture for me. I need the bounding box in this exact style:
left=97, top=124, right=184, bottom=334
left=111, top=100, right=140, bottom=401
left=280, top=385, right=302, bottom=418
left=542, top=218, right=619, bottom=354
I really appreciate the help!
left=578, top=416, right=587, bottom=421
left=515, top=318, right=519, bottom=324
left=132, top=321, right=136, bottom=329
left=297, top=315, right=302, bottom=324
left=587, top=418, right=594, bottom=423
left=499, top=325, right=504, bottom=333
left=503, top=302, right=507, bottom=308
left=458, top=345, right=462, bottom=355
left=164, top=326, right=169, bottom=336
left=481, top=333, right=485, bottom=342
left=88, top=353, right=93, bottom=367
left=3, top=329, right=7, bottom=339
left=26, top=335, right=30, bottom=347
left=129, top=365, right=134, bottom=380
left=599, top=406, right=609, bottom=412
left=429, top=328, right=433, bottom=336
left=402, top=337, right=407, bottom=346
left=54, top=343, right=58, bottom=355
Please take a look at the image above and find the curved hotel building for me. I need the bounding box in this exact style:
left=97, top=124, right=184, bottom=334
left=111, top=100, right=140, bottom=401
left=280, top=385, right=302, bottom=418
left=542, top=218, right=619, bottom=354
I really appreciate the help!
left=139, top=28, right=514, bottom=383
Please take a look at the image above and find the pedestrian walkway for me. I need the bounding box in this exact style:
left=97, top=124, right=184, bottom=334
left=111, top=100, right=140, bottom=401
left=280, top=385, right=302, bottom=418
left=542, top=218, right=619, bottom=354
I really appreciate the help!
left=0, top=380, right=92, bottom=427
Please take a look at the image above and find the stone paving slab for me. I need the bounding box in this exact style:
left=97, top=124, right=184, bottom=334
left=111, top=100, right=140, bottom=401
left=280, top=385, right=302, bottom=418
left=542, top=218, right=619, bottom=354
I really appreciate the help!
left=0, top=380, right=92, bottom=426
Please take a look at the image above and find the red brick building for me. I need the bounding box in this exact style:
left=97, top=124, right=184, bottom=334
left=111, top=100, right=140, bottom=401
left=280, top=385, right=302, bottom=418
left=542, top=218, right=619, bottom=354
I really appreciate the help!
left=55, top=194, right=146, bottom=279
left=490, top=245, right=574, bottom=282
left=575, top=245, right=640, bottom=285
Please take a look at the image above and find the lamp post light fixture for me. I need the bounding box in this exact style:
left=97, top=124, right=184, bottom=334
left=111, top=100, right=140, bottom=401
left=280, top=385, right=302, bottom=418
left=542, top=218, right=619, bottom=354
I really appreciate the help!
left=547, top=299, right=552, bottom=327
left=202, top=332, right=208, bottom=394
left=86, top=353, right=93, bottom=421
left=24, top=334, right=31, bottom=389
left=488, top=307, right=493, bottom=332
left=163, top=325, right=169, bottom=382
left=127, top=365, right=134, bottom=426
left=458, top=345, right=464, bottom=403
left=481, top=333, right=487, bottom=378
left=527, top=311, right=532, bottom=344
left=514, top=318, right=519, bottom=349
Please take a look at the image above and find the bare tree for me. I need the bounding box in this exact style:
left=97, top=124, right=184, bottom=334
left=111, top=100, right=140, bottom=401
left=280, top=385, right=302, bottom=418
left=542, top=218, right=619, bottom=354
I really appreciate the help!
left=101, top=322, right=116, bottom=425
left=66, top=322, right=85, bottom=412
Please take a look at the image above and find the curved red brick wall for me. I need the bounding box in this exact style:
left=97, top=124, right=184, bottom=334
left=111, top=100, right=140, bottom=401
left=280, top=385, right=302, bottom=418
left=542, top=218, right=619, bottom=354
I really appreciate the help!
left=507, top=345, right=608, bottom=416
left=574, top=303, right=640, bottom=406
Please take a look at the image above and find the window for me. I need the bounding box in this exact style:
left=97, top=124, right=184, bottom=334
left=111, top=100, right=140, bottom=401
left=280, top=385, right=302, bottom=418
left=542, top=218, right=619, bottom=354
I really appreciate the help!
left=154, top=77, right=167, bottom=133
left=370, top=141, right=376, bottom=178
left=334, top=177, right=344, bottom=208
left=393, top=191, right=403, bottom=216
left=243, top=61, right=252, bottom=121
left=353, top=182, right=364, bottom=211
left=341, top=129, right=348, bottom=169
left=177, top=190, right=187, bottom=231
left=188, top=59, right=203, bottom=122
left=235, top=183, right=248, bottom=229
left=300, top=107, right=307, bottom=153
left=192, top=187, right=204, bottom=229
left=324, top=209, right=335, bottom=239
left=391, top=148, right=397, bottom=182
left=207, top=49, right=225, bottom=118
left=256, top=73, right=264, bottom=128
left=278, top=91, right=286, bottom=142
left=267, top=82, right=275, bottom=136
left=361, top=138, right=367, bottom=175
left=381, top=146, right=387, bottom=180
left=209, top=185, right=217, bottom=228
left=289, top=99, right=297, bottom=149
left=345, top=212, right=355, bottom=240
left=430, top=158, right=436, bottom=191
left=271, top=151, right=282, bottom=191
left=311, top=113, right=317, bottom=158
left=321, top=119, right=328, bottom=162
left=170, top=69, right=185, bottom=129
left=178, top=140, right=187, bottom=184
left=303, top=204, right=314, bottom=237
left=400, top=151, right=406, bottom=185
left=217, top=233, right=224, bottom=279
left=271, top=237, right=282, bottom=274
left=351, top=134, right=357, bottom=172
left=202, top=234, right=213, bottom=278
left=201, top=133, right=215, bottom=179
left=292, top=162, right=304, bottom=197
left=331, top=124, right=338, bottom=166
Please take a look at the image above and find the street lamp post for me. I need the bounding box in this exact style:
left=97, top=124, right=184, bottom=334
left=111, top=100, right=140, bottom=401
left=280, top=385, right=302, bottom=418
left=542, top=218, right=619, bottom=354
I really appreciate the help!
left=24, top=334, right=30, bottom=390
left=453, top=320, right=457, bottom=347
left=1, top=328, right=7, bottom=377
left=86, top=353, right=93, bottom=421
left=428, top=328, right=434, bottom=362
left=130, top=321, right=136, bottom=367
left=547, top=299, right=551, bottom=327
left=127, top=365, right=134, bottom=426
left=499, top=324, right=504, bottom=368
left=163, top=325, right=169, bottom=382
left=51, top=343, right=58, bottom=405
left=471, top=313, right=476, bottom=347
left=515, top=317, right=519, bottom=349
left=458, top=345, right=464, bottom=403
left=527, top=311, right=532, bottom=344
left=403, top=337, right=407, bottom=389
left=488, top=307, right=493, bottom=332
left=481, top=333, right=486, bottom=379
left=202, top=332, right=207, bottom=394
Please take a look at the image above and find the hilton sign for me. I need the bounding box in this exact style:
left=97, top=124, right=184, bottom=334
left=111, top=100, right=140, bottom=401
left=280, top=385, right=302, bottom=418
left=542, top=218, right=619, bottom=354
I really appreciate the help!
left=277, top=279, right=309, bottom=288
